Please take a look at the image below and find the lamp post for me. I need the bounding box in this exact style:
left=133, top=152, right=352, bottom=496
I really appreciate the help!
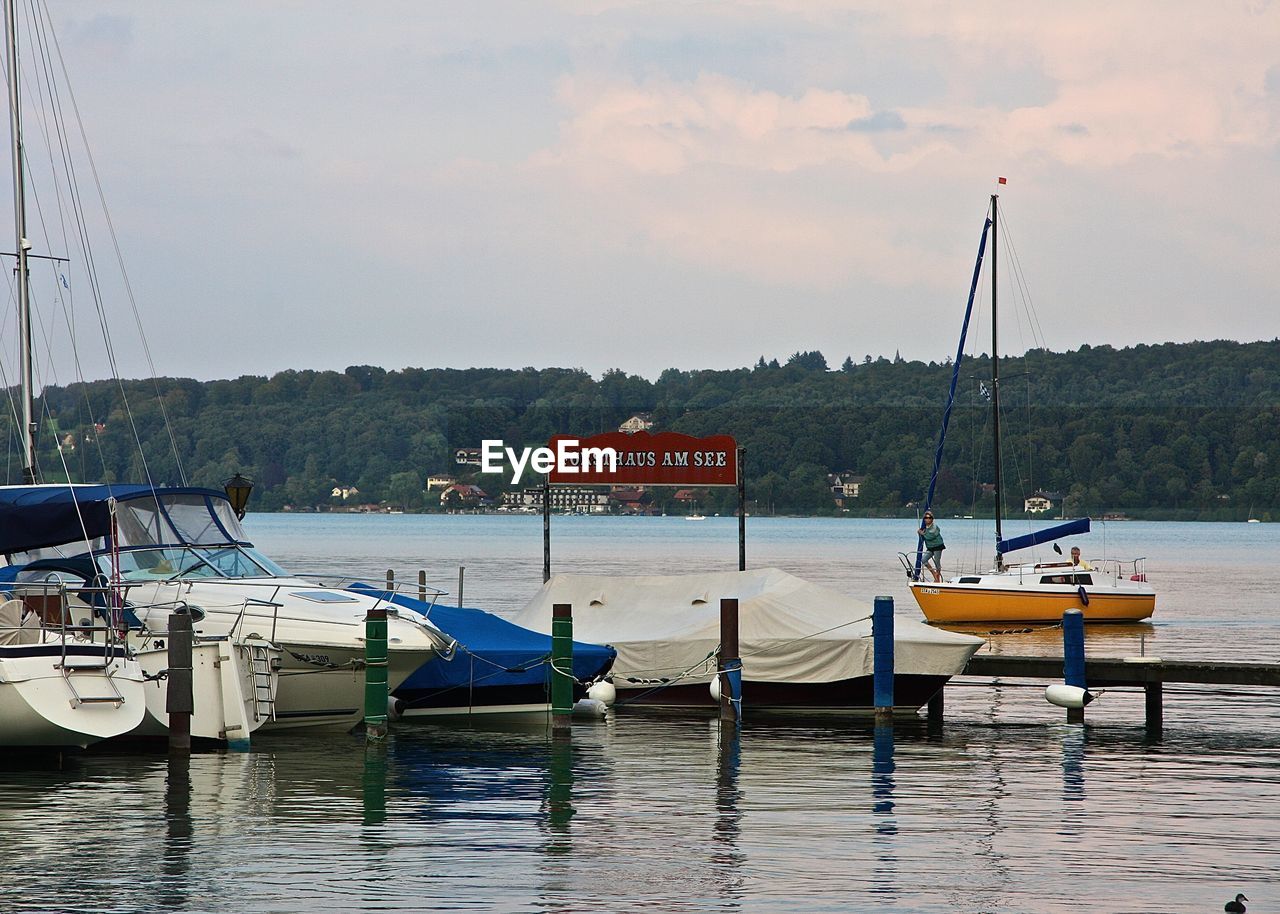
left=223, top=473, right=254, bottom=520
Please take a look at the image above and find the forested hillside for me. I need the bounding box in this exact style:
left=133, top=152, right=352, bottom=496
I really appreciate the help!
left=11, top=338, right=1280, bottom=520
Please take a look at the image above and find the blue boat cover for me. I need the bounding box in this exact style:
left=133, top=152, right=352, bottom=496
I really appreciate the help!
left=347, top=584, right=616, bottom=702
left=0, top=485, right=231, bottom=555
left=997, top=517, right=1091, bottom=556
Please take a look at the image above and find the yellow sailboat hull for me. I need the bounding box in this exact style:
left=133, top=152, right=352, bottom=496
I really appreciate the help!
left=909, top=581, right=1155, bottom=624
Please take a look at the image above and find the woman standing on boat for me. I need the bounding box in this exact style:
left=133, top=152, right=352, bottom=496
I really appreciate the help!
left=918, top=512, right=945, bottom=582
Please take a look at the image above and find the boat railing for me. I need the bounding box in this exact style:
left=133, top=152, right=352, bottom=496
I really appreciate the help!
left=1095, top=557, right=1149, bottom=584
left=299, top=571, right=449, bottom=608
left=4, top=577, right=131, bottom=668
left=236, top=598, right=284, bottom=644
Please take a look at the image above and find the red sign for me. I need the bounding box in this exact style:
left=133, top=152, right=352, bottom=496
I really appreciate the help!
left=547, top=431, right=739, bottom=486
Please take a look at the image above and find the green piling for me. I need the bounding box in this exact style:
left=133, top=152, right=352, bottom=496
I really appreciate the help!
left=551, top=603, right=573, bottom=731
left=364, top=606, right=389, bottom=740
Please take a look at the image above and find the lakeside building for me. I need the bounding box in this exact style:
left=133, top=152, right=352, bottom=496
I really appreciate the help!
left=501, top=487, right=610, bottom=513
left=618, top=414, right=655, bottom=434
left=1024, top=490, right=1063, bottom=514
left=828, top=472, right=866, bottom=510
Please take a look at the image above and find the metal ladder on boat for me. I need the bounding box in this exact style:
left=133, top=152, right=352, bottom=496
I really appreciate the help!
left=248, top=643, right=277, bottom=722
left=60, top=656, right=127, bottom=707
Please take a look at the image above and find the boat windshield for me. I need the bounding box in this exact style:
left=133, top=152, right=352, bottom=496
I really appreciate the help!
left=97, top=545, right=289, bottom=582
left=114, top=492, right=247, bottom=548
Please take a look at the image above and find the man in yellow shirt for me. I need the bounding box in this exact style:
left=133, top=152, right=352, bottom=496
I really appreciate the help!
left=1070, top=546, right=1093, bottom=571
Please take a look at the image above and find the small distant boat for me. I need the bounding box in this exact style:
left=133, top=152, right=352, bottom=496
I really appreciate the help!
left=1247, top=518, right=1262, bottom=524
left=686, top=513, right=706, bottom=522
left=903, top=193, right=1155, bottom=624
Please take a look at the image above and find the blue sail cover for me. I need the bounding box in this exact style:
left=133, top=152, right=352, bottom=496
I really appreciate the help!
left=915, top=216, right=992, bottom=578
left=997, top=517, right=1091, bottom=556
left=348, top=585, right=616, bottom=704
left=0, top=484, right=232, bottom=555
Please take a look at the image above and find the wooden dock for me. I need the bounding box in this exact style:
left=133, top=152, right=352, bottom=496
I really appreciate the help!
left=930, top=653, right=1280, bottom=730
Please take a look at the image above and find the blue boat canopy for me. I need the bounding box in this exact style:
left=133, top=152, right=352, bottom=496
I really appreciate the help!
left=348, top=584, right=616, bottom=709
left=0, top=484, right=246, bottom=556
left=997, top=517, right=1091, bottom=556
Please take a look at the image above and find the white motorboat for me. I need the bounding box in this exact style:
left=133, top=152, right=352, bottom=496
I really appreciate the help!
left=132, top=632, right=280, bottom=749
left=0, top=484, right=455, bottom=731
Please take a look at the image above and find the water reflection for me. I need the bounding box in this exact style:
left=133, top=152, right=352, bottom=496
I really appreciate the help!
left=872, top=724, right=896, bottom=821
left=161, top=754, right=193, bottom=909
left=543, top=732, right=576, bottom=847
left=870, top=722, right=900, bottom=903
left=712, top=724, right=744, bottom=910
left=943, top=621, right=1158, bottom=659
left=1061, top=726, right=1086, bottom=804
left=362, top=743, right=388, bottom=826
left=713, top=723, right=742, bottom=856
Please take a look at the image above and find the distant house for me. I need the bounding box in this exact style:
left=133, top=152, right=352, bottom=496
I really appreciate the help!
left=673, top=488, right=707, bottom=503
left=426, top=474, right=456, bottom=491
left=1024, top=490, right=1061, bottom=514
left=618, top=414, right=654, bottom=434
left=609, top=487, right=653, bottom=514
left=828, top=472, right=866, bottom=509
left=455, top=448, right=483, bottom=467
left=440, top=483, right=488, bottom=508
left=828, top=473, right=865, bottom=499
left=331, top=485, right=360, bottom=501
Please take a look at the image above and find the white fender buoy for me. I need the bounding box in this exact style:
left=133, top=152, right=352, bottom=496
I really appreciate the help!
left=709, top=674, right=721, bottom=702
left=387, top=696, right=405, bottom=721
left=587, top=680, right=616, bottom=706
left=572, top=698, right=608, bottom=717
left=1045, top=684, right=1095, bottom=709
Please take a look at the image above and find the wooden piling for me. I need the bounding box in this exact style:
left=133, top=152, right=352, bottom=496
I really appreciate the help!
left=927, top=689, right=944, bottom=732
left=418, top=570, right=427, bottom=603
left=457, top=565, right=465, bottom=608
left=166, top=609, right=194, bottom=753
left=718, top=598, right=741, bottom=727
left=873, top=596, right=894, bottom=725
left=1145, top=681, right=1163, bottom=732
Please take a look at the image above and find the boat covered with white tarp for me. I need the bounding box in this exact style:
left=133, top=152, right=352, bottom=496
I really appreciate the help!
left=513, top=568, right=983, bottom=712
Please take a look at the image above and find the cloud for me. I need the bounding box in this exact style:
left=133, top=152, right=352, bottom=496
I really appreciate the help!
left=27, top=1, right=1280, bottom=382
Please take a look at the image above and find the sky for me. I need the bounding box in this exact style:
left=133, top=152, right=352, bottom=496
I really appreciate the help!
left=4, top=1, right=1280, bottom=385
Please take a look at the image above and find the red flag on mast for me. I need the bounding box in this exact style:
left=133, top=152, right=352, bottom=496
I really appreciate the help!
left=997, top=176, right=1007, bottom=184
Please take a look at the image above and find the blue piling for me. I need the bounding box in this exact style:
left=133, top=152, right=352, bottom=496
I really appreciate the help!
left=873, top=596, right=894, bottom=724
left=1062, top=608, right=1086, bottom=723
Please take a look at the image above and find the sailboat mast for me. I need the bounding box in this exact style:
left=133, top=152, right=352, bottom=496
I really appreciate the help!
left=3, top=0, right=36, bottom=484
left=990, top=192, right=1003, bottom=568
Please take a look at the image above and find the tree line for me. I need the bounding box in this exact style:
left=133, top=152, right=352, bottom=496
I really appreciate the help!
left=9, top=338, right=1280, bottom=521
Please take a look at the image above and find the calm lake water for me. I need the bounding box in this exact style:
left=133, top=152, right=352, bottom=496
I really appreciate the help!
left=3, top=515, right=1277, bottom=913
